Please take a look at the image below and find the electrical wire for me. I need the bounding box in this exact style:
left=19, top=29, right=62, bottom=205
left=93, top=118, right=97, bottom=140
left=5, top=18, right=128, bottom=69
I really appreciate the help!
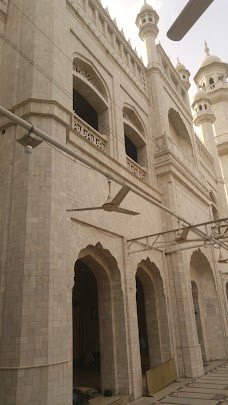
left=1, top=2, right=228, bottom=223
left=43, top=139, right=95, bottom=171
left=0, top=28, right=225, bottom=225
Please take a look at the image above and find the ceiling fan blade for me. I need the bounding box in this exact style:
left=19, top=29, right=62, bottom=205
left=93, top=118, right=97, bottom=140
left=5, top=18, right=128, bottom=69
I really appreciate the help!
left=167, top=0, right=214, bottom=41
left=110, top=185, right=131, bottom=206
left=113, top=206, right=140, bottom=216
left=66, top=207, right=103, bottom=212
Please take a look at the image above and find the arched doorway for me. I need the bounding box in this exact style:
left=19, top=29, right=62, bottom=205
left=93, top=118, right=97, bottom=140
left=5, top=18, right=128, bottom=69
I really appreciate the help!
left=190, top=250, right=226, bottom=361
left=136, top=260, right=172, bottom=389
left=226, top=281, right=228, bottom=302
left=191, top=281, right=207, bottom=363
left=136, top=276, right=150, bottom=373
left=73, top=259, right=101, bottom=391
left=72, top=244, right=130, bottom=396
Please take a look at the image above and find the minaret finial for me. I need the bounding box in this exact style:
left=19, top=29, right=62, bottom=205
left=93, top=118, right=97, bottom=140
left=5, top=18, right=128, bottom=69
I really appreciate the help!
left=204, top=41, right=210, bottom=56
left=177, top=57, right=180, bottom=63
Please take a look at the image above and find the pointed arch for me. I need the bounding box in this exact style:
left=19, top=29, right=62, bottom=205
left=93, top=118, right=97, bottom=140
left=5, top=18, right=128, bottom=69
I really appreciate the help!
left=123, top=103, right=146, bottom=137
left=190, top=249, right=226, bottom=361
left=72, top=54, right=110, bottom=136
left=73, top=243, right=130, bottom=395
left=123, top=104, right=147, bottom=169
left=168, top=108, right=194, bottom=160
left=136, top=258, right=172, bottom=366
left=209, top=191, right=219, bottom=221
left=73, top=54, right=109, bottom=101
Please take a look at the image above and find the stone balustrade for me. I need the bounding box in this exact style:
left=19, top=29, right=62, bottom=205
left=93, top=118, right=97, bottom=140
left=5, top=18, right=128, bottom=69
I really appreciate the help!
left=196, top=137, right=214, bottom=173
left=155, top=133, right=206, bottom=186
left=73, top=113, right=107, bottom=151
left=126, top=156, right=146, bottom=181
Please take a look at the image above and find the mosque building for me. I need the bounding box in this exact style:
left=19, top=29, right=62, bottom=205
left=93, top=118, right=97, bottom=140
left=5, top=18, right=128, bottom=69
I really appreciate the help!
left=0, top=0, right=228, bottom=404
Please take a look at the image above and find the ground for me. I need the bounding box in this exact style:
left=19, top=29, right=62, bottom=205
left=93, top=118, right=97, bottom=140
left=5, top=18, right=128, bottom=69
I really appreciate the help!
left=130, top=361, right=228, bottom=405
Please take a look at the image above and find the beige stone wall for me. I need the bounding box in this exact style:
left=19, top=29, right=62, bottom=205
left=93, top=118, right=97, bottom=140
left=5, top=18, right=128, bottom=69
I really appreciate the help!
left=0, top=0, right=228, bottom=404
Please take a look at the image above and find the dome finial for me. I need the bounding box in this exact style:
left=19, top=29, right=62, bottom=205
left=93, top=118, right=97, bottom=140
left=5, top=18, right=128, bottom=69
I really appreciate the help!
left=204, top=41, right=210, bottom=56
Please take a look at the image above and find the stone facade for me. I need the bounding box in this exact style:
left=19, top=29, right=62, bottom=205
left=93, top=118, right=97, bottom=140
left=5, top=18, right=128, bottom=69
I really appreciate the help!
left=0, top=1, right=228, bottom=404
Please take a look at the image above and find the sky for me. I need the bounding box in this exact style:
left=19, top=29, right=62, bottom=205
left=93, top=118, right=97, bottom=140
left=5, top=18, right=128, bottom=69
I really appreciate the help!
left=101, top=0, right=228, bottom=102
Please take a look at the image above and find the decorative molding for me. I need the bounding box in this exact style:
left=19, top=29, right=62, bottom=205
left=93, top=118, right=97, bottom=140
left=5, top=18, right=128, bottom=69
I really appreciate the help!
left=73, top=63, right=100, bottom=93
left=126, top=156, right=146, bottom=181
left=196, top=137, right=214, bottom=173
left=0, top=99, right=72, bottom=130
left=67, top=0, right=148, bottom=96
left=154, top=133, right=206, bottom=187
left=73, top=113, right=106, bottom=151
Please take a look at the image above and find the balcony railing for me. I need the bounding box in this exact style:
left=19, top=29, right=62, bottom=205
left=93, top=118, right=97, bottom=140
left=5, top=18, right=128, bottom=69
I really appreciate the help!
left=126, top=156, right=146, bottom=181
left=72, top=113, right=107, bottom=151
left=154, top=134, right=206, bottom=186
left=196, top=137, right=214, bottom=173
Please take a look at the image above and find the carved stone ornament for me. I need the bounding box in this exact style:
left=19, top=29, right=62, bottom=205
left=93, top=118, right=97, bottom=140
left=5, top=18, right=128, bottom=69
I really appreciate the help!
left=73, top=64, right=99, bottom=92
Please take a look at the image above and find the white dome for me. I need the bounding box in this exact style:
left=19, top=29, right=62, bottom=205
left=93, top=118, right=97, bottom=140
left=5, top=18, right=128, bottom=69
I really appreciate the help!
left=193, top=89, right=209, bottom=103
left=199, top=54, right=221, bottom=69
left=176, top=59, right=186, bottom=71
left=139, top=1, right=153, bottom=13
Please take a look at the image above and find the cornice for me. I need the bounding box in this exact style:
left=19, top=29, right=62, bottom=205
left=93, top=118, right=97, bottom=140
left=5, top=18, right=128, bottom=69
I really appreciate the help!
left=0, top=99, right=72, bottom=129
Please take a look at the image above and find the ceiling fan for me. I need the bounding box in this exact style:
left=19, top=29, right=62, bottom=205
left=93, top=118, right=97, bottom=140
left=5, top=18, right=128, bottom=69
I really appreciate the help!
left=67, top=180, right=140, bottom=216
left=167, top=0, right=215, bottom=41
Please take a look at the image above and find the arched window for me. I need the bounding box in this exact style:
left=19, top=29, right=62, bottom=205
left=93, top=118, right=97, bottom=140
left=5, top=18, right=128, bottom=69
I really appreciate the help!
left=125, top=135, right=138, bottom=162
left=149, top=17, right=152, bottom=22
left=204, top=104, right=207, bottom=109
left=183, top=75, right=186, bottom=79
left=73, top=57, right=109, bottom=136
left=209, top=77, right=215, bottom=89
left=199, top=105, right=202, bottom=111
left=142, top=18, right=146, bottom=23
left=123, top=106, right=147, bottom=170
left=168, top=108, right=194, bottom=161
left=212, top=204, right=219, bottom=221
left=209, top=192, right=219, bottom=221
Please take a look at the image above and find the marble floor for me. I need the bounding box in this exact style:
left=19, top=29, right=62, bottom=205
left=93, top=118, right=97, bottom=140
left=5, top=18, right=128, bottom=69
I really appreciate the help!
left=131, top=361, right=228, bottom=405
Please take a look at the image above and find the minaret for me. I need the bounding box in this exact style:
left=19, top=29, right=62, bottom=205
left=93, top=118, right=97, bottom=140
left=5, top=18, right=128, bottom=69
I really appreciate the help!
left=192, top=89, right=228, bottom=214
left=193, top=42, right=228, bottom=140
left=135, top=0, right=159, bottom=66
left=194, top=42, right=228, bottom=203
left=175, top=58, right=190, bottom=90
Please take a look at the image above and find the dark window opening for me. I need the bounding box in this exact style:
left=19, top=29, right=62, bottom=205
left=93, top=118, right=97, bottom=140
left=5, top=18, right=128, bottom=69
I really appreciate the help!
left=204, top=104, right=207, bottom=109
left=202, top=82, right=206, bottom=87
left=136, top=277, right=150, bottom=373
left=209, top=77, right=215, bottom=89
left=183, top=75, right=186, bottom=79
left=73, top=89, right=98, bottom=131
left=199, top=105, right=202, bottom=111
left=142, top=18, right=146, bottom=23
left=125, top=134, right=138, bottom=163
left=149, top=17, right=152, bottom=22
